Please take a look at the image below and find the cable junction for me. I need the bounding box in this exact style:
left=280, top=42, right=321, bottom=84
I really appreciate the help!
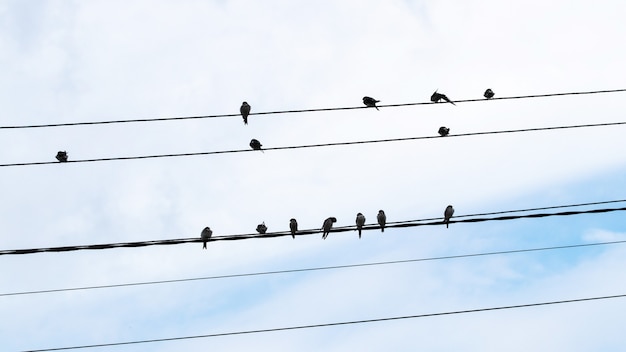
left=2, top=239, right=624, bottom=297
left=1, top=88, right=624, bottom=130
left=1, top=203, right=625, bottom=256
left=2, top=120, right=625, bottom=168
left=21, top=293, right=626, bottom=351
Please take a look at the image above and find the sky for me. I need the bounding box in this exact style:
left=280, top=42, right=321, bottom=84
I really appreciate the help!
left=1, top=0, right=626, bottom=350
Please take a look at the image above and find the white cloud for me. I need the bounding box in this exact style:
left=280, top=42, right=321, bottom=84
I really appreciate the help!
left=2, top=0, right=626, bottom=350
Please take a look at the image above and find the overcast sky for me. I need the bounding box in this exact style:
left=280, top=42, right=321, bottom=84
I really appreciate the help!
left=2, top=0, right=626, bottom=351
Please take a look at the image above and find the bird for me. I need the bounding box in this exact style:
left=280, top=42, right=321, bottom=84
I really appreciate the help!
left=201, top=227, right=212, bottom=249
left=322, top=217, right=337, bottom=239
left=289, top=218, right=298, bottom=239
left=240, top=102, right=251, bottom=125
left=377, top=210, right=386, bottom=232
left=362, top=96, right=380, bottom=110
left=55, top=151, right=68, bottom=162
left=249, top=139, right=264, bottom=152
left=444, top=205, right=455, bottom=228
left=431, top=90, right=455, bottom=105
left=256, top=222, right=268, bottom=234
left=438, top=126, right=450, bottom=137
left=355, top=213, right=366, bottom=238
left=484, top=88, right=495, bottom=99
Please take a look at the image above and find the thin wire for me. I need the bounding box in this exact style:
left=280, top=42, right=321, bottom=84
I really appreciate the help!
left=22, top=293, right=626, bottom=351
left=3, top=239, right=624, bottom=297
left=2, top=120, right=625, bottom=167
left=2, top=205, right=624, bottom=256
left=2, top=88, right=625, bottom=130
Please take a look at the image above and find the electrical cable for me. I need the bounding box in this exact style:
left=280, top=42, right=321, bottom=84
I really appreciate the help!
left=21, top=293, right=626, bottom=351
left=1, top=88, right=625, bottom=130
left=2, top=239, right=624, bottom=298
left=2, top=120, right=626, bottom=167
left=1, top=205, right=624, bottom=256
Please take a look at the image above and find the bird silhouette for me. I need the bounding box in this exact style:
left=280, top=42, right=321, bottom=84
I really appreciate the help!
left=289, top=218, right=298, bottom=239
left=444, top=205, right=455, bottom=228
left=201, top=227, right=213, bottom=249
left=256, top=222, right=268, bottom=234
left=56, top=151, right=68, bottom=162
left=377, top=210, right=386, bottom=232
left=431, top=90, right=455, bottom=105
left=355, top=213, right=366, bottom=238
left=438, top=126, right=450, bottom=136
left=484, top=89, right=495, bottom=99
left=240, top=102, right=251, bottom=125
left=362, top=96, right=380, bottom=110
left=249, top=139, right=264, bottom=152
left=322, top=217, right=337, bottom=239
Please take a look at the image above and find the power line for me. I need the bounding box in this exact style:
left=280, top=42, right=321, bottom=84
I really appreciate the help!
left=21, top=293, right=626, bottom=351
left=2, top=120, right=626, bottom=168
left=3, top=239, right=624, bottom=298
left=336, top=199, right=626, bottom=227
left=2, top=205, right=624, bottom=256
left=2, top=88, right=625, bottom=130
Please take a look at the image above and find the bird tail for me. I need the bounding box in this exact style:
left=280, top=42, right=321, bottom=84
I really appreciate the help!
left=358, top=229, right=362, bottom=238
left=446, top=222, right=449, bottom=228
left=444, top=97, right=455, bottom=105
left=375, top=106, right=379, bottom=111
left=381, top=227, right=384, bottom=232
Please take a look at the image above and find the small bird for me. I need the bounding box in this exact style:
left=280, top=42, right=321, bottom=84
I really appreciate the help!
left=240, top=102, right=251, bottom=125
left=355, top=213, right=366, bottom=238
left=377, top=210, right=386, bottom=232
left=201, top=227, right=213, bottom=249
left=289, top=218, right=298, bottom=239
left=438, top=126, right=450, bottom=137
left=322, top=217, right=337, bottom=240
left=484, top=89, right=495, bottom=99
left=431, top=90, right=455, bottom=105
left=363, top=96, right=380, bottom=110
left=250, top=139, right=264, bottom=152
left=55, top=151, right=68, bottom=162
left=256, top=222, right=268, bottom=234
left=444, top=205, right=455, bottom=228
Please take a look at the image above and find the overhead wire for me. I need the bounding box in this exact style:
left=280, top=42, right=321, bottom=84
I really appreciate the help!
left=2, top=203, right=625, bottom=256
left=2, top=120, right=626, bottom=167
left=1, top=88, right=625, bottom=130
left=2, top=239, right=625, bottom=298
left=21, top=293, right=626, bottom=351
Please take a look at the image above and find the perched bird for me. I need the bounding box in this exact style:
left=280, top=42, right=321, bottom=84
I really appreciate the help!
left=256, top=222, right=268, bottom=234
left=484, top=88, right=495, bottom=99
left=444, top=205, right=455, bottom=228
left=56, top=151, right=68, bottom=162
left=201, top=227, right=213, bottom=249
left=289, top=218, right=298, bottom=239
left=240, top=102, right=251, bottom=125
left=362, top=96, right=380, bottom=110
left=322, top=217, right=337, bottom=240
left=355, top=213, right=366, bottom=238
left=438, top=126, right=450, bottom=137
left=377, top=210, right=386, bottom=232
left=249, top=139, right=264, bottom=152
left=431, top=90, right=455, bottom=105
